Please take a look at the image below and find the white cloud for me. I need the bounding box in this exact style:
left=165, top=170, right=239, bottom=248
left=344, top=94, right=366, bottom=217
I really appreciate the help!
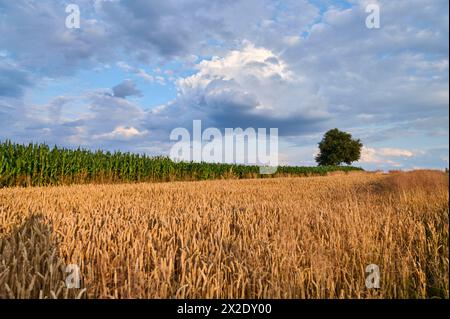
left=377, top=148, right=415, bottom=158
left=282, top=35, right=301, bottom=46
left=179, top=41, right=295, bottom=88
left=117, top=62, right=165, bottom=84
left=162, top=41, right=329, bottom=134
left=93, top=126, right=148, bottom=140
left=360, top=147, right=420, bottom=167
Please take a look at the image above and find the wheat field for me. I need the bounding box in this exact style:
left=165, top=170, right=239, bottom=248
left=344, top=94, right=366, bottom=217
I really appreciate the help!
left=0, top=171, right=448, bottom=299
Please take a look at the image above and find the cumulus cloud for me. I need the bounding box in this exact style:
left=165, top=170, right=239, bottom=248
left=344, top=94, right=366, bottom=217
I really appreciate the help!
left=359, top=146, right=449, bottom=170
left=0, top=90, right=150, bottom=151
left=93, top=126, right=148, bottom=140
left=0, top=0, right=319, bottom=75
left=146, top=42, right=330, bottom=135
left=360, top=147, right=421, bottom=168
left=0, top=0, right=113, bottom=76
left=376, top=148, right=415, bottom=158
left=117, top=62, right=165, bottom=84
left=112, top=80, right=142, bottom=98
left=278, top=1, right=448, bottom=130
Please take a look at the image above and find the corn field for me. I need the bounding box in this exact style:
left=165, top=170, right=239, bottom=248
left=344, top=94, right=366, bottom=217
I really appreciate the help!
left=0, top=170, right=448, bottom=298
left=0, top=141, right=362, bottom=187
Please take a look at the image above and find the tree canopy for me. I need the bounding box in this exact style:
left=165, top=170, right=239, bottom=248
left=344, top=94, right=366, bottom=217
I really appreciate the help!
left=315, top=129, right=363, bottom=166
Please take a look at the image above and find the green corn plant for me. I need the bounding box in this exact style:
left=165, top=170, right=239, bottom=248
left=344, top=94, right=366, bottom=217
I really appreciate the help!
left=0, top=140, right=363, bottom=187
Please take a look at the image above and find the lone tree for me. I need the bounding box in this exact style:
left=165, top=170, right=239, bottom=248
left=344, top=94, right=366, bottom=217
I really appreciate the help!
left=315, top=129, right=362, bottom=166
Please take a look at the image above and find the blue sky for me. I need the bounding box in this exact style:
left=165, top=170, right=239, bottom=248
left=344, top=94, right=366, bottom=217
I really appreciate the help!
left=0, top=0, right=448, bottom=170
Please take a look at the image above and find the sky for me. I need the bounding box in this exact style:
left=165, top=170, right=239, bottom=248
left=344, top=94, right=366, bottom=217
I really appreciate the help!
left=0, top=0, right=448, bottom=170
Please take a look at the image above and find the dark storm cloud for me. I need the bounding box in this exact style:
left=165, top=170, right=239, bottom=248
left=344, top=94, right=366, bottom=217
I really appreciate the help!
left=112, top=80, right=142, bottom=98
